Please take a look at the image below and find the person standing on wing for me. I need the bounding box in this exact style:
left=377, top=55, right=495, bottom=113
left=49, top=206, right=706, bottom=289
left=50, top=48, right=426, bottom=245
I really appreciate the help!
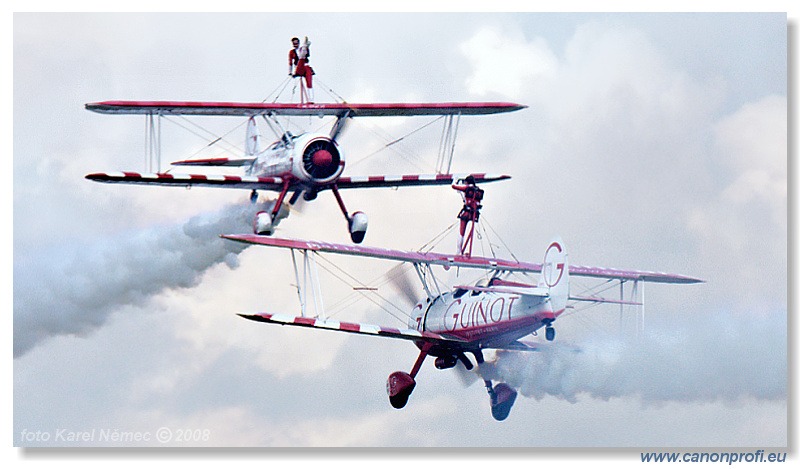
left=289, top=36, right=315, bottom=102
left=452, top=175, right=484, bottom=255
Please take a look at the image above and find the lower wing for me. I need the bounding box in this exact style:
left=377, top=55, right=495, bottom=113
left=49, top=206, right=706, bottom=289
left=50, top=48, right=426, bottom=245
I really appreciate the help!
left=85, top=172, right=285, bottom=190
left=238, top=313, right=564, bottom=353
left=85, top=171, right=509, bottom=192
left=238, top=312, right=468, bottom=346
left=334, top=173, right=510, bottom=189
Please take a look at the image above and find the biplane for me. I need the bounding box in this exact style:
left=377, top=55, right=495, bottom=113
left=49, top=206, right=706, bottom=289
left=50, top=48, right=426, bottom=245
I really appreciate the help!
left=84, top=100, right=524, bottom=243
left=221, top=232, right=703, bottom=421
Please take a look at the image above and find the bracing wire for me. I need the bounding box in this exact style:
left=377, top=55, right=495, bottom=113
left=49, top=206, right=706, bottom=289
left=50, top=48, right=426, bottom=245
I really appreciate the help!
left=264, top=76, right=293, bottom=103
left=347, top=115, right=445, bottom=171
left=159, top=115, right=249, bottom=162
left=313, top=253, right=413, bottom=325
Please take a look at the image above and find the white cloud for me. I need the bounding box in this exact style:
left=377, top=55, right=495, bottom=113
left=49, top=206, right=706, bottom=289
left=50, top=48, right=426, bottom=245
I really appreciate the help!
left=460, top=26, right=558, bottom=98
left=687, top=94, right=787, bottom=313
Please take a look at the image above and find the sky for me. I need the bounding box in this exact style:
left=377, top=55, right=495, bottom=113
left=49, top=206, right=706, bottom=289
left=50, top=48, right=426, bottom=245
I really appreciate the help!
left=7, top=5, right=792, bottom=463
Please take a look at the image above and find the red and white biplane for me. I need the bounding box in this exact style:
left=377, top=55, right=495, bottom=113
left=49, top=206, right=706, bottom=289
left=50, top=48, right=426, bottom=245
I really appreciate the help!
left=221, top=231, right=702, bottom=421
left=85, top=100, right=524, bottom=243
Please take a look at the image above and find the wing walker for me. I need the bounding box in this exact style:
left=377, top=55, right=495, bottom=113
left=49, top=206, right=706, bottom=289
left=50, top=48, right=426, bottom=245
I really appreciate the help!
left=86, top=37, right=703, bottom=421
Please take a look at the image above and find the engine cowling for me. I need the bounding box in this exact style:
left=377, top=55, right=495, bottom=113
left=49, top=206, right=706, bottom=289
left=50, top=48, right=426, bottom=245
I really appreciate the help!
left=293, top=134, right=344, bottom=184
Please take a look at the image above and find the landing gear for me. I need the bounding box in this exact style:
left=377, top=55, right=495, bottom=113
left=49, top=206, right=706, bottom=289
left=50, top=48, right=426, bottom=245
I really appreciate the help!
left=387, top=371, right=416, bottom=409
left=387, top=346, right=519, bottom=420
left=348, top=211, right=368, bottom=244
left=386, top=345, right=429, bottom=409
left=331, top=185, right=368, bottom=243
left=253, top=180, right=291, bottom=236
left=485, top=380, right=518, bottom=421
left=545, top=325, right=556, bottom=341
left=254, top=211, right=275, bottom=235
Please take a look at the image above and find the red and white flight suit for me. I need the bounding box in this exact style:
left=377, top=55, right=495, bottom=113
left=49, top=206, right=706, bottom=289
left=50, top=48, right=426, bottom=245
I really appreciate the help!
left=289, top=36, right=314, bottom=102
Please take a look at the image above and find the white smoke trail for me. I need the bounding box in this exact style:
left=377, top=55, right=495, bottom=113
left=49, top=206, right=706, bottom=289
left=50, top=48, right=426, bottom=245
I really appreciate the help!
left=477, top=311, right=786, bottom=403
left=13, top=201, right=287, bottom=358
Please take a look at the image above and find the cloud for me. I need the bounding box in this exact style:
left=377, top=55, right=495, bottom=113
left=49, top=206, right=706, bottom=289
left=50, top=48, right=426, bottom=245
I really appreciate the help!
left=460, top=26, right=558, bottom=97
left=688, top=95, right=787, bottom=314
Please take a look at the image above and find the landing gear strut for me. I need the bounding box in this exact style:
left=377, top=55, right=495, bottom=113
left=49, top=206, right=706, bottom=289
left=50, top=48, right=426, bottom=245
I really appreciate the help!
left=331, top=185, right=368, bottom=243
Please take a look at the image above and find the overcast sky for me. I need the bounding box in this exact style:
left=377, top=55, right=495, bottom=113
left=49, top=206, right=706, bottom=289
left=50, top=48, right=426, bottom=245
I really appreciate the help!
left=9, top=7, right=791, bottom=460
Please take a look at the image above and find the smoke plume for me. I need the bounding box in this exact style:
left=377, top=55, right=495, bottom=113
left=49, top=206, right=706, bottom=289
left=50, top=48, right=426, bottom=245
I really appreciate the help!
left=477, top=311, right=786, bottom=404
left=13, top=201, right=285, bottom=358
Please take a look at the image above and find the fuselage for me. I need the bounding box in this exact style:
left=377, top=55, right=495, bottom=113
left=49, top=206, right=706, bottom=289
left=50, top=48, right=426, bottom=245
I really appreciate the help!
left=410, top=288, right=560, bottom=353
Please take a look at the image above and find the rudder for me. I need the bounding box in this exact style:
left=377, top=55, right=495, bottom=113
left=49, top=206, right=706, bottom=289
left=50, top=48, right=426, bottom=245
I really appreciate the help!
left=538, top=237, right=570, bottom=314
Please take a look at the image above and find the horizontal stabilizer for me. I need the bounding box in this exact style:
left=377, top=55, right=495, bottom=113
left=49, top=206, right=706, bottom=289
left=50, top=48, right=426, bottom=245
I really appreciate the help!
left=452, top=284, right=549, bottom=297
left=498, top=340, right=545, bottom=352
left=171, top=157, right=256, bottom=167
left=500, top=340, right=582, bottom=353
left=569, top=295, right=643, bottom=306
left=238, top=313, right=467, bottom=345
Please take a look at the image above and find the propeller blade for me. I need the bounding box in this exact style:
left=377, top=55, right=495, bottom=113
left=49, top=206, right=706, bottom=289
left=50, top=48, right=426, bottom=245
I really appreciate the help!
left=385, top=264, right=419, bottom=306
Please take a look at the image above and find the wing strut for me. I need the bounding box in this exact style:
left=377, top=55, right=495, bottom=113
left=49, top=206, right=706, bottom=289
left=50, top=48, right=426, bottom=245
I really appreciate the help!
left=619, top=279, right=644, bottom=338
left=290, top=248, right=325, bottom=318
left=436, top=112, right=461, bottom=174
left=412, top=262, right=444, bottom=301
left=145, top=113, right=162, bottom=172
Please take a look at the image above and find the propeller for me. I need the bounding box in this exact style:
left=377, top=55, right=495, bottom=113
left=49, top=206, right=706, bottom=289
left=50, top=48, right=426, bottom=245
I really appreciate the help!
left=385, top=264, right=420, bottom=307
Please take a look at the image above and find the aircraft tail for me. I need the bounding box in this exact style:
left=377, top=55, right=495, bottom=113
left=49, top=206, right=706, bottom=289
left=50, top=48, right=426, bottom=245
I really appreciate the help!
left=538, top=237, right=570, bottom=314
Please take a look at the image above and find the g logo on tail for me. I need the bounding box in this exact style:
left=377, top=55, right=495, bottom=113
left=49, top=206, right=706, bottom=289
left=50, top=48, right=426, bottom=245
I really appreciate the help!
left=543, top=242, right=565, bottom=287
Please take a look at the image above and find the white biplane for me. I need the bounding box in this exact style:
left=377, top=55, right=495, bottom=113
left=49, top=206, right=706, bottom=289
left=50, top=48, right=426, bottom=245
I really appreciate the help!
left=85, top=100, right=524, bottom=243
left=221, top=231, right=702, bottom=421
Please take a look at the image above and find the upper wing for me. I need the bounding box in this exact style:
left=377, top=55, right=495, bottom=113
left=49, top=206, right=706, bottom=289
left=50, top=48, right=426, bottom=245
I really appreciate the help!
left=334, top=173, right=510, bottom=189
left=85, top=171, right=285, bottom=191
left=238, top=312, right=467, bottom=346
left=566, top=264, right=703, bottom=284
left=171, top=157, right=256, bottom=167
left=86, top=101, right=527, bottom=117
left=221, top=235, right=541, bottom=272
left=221, top=235, right=704, bottom=284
